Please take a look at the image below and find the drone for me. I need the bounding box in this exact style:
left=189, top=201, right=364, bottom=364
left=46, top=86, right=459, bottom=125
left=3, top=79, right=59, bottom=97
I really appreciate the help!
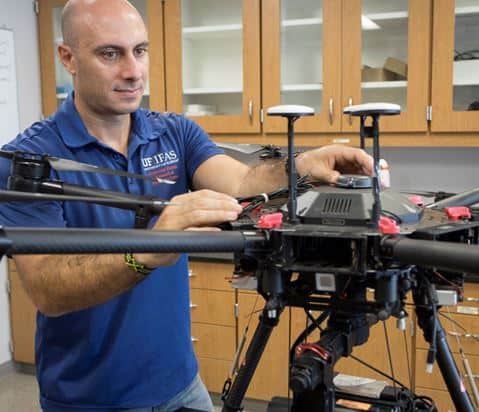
left=0, top=103, right=478, bottom=412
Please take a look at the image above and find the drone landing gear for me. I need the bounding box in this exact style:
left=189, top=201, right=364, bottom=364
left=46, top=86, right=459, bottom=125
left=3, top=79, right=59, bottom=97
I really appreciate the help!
left=221, top=294, right=371, bottom=412
left=222, top=296, right=284, bottom=412
left=413, top=276, right=475, bottom=412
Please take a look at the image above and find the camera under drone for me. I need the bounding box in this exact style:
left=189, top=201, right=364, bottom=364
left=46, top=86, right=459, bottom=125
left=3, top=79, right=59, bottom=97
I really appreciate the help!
left=0, top=103, right=478, bottom=412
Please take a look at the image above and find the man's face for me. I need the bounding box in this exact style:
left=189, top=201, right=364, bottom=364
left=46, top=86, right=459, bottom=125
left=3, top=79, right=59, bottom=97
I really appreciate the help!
left=66, top=7, right=149, bottom=116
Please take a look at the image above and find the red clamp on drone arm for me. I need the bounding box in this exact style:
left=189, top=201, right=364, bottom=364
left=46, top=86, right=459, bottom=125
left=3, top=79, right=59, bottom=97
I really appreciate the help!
left=408, top=195, right=425, bottom=207
left=257, top=212, right=283, bottom=229
left=378, top=216, right=400, bottom=234
left=444, top=206, right=471, bottom=221
left=295, top=342, right=331, bottom=362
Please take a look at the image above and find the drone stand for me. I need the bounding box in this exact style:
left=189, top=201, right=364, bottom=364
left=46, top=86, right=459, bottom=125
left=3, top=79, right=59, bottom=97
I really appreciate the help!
left=413, top=279, right=475, bottom=412
left=222, top=296, right=284, bottom=412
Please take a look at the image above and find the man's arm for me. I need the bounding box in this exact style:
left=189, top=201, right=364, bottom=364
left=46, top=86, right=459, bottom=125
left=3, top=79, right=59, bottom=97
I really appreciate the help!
left=192, top=145, right=374, bottom=197
left=13, top=254, right=145, bottom=317
left=14, top=189, right=243, bottom=317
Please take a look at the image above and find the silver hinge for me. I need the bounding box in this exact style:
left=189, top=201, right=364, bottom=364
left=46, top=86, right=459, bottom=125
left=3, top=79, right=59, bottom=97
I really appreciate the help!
left=234, top=303, right=239, bottom=318
left=5, top=279, right=10, bottom=295
left=426, top=105, right=432, bottom=122
left=8, top=341, right=13, bottom=354
left=33, top=0, right=39, bottom=15
left=260, top=108, right=264, bottom=124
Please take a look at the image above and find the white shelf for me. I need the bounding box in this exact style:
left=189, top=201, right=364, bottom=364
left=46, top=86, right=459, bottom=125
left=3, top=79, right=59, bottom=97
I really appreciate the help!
left=454, top=81, right=479, bottom=86
left=281, top=83, right=323, bottom=91
left=183, top=23, right=242, bottom=39
left=361, top=81, right=407, bottom=89
left=455, top=6, right=479, bottom=16
left=281, top=18, right=323, bottom=28
left=365, top=11, right=408, bottom=21
left=183, top=87, right=242, bottom=95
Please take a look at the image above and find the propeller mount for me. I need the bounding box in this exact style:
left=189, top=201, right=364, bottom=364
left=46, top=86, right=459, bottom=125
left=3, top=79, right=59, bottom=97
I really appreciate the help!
left=0, top=150, right=175, bottom=184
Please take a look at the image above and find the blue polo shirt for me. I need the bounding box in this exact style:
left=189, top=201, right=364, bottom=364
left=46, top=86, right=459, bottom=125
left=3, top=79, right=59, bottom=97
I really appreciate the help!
left=0, top=95, right=223, bottom=410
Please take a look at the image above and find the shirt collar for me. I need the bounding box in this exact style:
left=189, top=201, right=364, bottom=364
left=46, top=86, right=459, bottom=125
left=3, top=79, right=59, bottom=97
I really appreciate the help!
left=55, top=93, right=162, bottom=149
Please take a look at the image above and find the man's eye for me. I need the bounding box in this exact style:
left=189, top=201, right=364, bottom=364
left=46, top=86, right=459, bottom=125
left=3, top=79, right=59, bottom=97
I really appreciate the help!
left=102, top=50, right=119, bottom=60
left=135, top=47, right=148, bottom=57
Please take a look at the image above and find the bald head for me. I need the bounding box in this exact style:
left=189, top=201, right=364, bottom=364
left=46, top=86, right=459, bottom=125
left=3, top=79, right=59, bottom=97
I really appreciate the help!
left=61, top=0, right=145, bottom=48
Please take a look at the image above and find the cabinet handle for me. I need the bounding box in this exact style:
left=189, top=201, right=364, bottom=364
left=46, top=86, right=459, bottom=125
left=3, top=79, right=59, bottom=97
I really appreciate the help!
left=191, top=337, right=199, bottom=342
left=465, top=296, right=479, bottom=303
left=328, top=98, right=334, bottom=125
left=248, top=100, right=253, bottom=124
left=188, top=269, right=196, bottom=278
left=190, top=302, right=198, bottom=309
left=348, top=97, right=353, bottom=126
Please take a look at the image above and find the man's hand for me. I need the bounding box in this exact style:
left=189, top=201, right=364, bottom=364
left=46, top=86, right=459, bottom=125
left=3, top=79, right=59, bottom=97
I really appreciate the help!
left=136, top=189, right=243, bottom=268
left=295, top=145, right=374, bottom=184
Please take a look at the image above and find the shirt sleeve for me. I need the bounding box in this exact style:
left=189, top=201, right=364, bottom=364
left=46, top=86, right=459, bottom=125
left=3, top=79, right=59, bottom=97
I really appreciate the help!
left=176, top=116, right=224, bottom=187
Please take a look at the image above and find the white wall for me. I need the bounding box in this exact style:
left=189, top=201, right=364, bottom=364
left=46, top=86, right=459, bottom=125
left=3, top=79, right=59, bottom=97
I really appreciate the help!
left=0, top=0, right=42, bottom=365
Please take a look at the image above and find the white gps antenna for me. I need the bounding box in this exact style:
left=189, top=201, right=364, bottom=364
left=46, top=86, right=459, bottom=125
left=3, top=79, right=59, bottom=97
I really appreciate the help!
left=267, top=105, right=314, bottom=222
left=343, top=103, right=400, bottom=227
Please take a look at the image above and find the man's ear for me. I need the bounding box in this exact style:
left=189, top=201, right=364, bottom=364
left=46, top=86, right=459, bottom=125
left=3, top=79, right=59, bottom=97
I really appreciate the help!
left=58, top=43, right=76, bottom=75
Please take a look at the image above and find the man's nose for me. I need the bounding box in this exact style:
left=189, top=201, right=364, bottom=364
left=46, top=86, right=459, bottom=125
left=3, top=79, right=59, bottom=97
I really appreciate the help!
left=121, top=53, right=143, bottom=80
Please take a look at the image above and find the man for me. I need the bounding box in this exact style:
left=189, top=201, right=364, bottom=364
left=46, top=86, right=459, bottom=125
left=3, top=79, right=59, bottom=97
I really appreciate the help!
left=0, top=0, right=373, bottom=411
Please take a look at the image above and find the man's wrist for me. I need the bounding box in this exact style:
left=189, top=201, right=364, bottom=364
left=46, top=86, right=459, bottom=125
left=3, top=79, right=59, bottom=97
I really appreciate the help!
left=124, top=253, right=155, bottom=276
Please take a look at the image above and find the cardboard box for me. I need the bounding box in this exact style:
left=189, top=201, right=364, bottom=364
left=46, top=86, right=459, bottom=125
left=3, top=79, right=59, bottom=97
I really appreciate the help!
left=361, top=67, right=398, bottom=82
left=383, top=57, right=407, bottom=79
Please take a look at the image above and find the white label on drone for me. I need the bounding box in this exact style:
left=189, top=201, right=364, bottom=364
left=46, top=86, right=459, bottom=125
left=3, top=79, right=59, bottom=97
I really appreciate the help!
left=315, top=273, right=336, bottom=292
left=456, top=306, right=478, bottom=315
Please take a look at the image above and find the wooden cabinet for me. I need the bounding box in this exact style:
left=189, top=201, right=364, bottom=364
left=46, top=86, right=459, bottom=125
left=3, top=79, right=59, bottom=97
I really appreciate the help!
left=36, top=0, right=479, bottom=143
left=341, top=0, right=431, bottom=134
left=163, top=0, right=261, bottom=134
left=261, top=0, right=342, bottom=133
left=7, top=259, right=36, bottom=364
left=431, top=0, right=479, bottom=132
left=37, top=0, right=166, bottom=117
left=189, top=260, right=237, bottom=393
left=262, top=0, right=431, bottom=135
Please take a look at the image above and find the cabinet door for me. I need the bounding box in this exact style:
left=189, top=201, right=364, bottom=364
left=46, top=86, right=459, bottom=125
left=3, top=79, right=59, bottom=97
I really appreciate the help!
left=8, top=260, right=36, bottom=364
left=431, top=0, right=479, bottom=132
left=164, top=0, right=261, bottom=134
left=37, top=0, right=165, bottom=117
left=342, top=0, right=431, bottom=133
left=262, top=0, right=342, bottom=133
